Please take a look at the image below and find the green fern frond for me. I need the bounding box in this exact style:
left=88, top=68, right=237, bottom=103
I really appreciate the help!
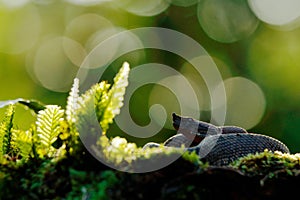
left=66, top=78, right=80, bottom=125
left=74, top=62, right=130, bottom=137
left=76, top=90, right=102, bottom=140
left=100, top=62, right=130, bottom=133
left=64, top=78, right=83, bottom=155
left=72, top=79, right=110, bottom=138
left=11, top=129, right=32, bottom=159
left=0, top=104, right=15, bottom=156
left=91, top=81, right=111, bottom=122
left=36, top=105, right=64, bottom=157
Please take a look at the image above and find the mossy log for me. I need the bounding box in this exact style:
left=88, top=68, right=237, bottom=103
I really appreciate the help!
left=107, top=150, right=300, bottom=200
left=1, top=144, right=299, bottom=199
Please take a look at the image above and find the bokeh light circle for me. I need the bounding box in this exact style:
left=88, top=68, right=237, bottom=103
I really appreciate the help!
left=247, top=27, right=300, bottom=105
left=212, top=77, right=266, bottom=129
left=0, top=4, right=40, bottom=54
left=179, top=55, right=232, bottom=113
left=114, top=0, right=170, bottom=16
left=197, top=0, right=259, bottom=43
left=33, top=36, right=87, bottom=92
left=248, top=0, right=300, bottom=26
left=64, top=13, right=115, bottom=46
left=84, top=27, right=144, bottom=69
left=64, top=14, right=143, bottom=70
left=62, top=37, right=87, bottom=67
left=148, top=73, right=199, bottom=130
left=1, top=0, right=29, bottom=8
left=65, top=0, right=112, bottom=6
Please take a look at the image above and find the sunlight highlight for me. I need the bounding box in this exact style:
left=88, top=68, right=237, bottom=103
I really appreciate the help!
left=249, top=0, right=300, bottom=27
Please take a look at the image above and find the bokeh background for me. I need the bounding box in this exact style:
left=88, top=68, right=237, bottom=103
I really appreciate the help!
left=1, top=0, right=300, bottom=152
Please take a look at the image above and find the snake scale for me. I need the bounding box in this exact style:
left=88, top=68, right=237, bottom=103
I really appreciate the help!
left=143, top=113, right=290, bottom=166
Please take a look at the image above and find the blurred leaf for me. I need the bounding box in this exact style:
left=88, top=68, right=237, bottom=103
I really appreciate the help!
left=0, top=98, right=45, bottom=114
left=18, top=99, right=46, bottom=114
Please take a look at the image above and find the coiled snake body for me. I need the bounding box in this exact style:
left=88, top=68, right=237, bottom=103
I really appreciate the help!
left=144, top=113, right=290, bottom=166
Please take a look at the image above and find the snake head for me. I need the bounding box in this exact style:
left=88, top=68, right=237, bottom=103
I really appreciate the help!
left=172, top=113, right=220, bottom=142
left=172, top=113, right=247, bottom=137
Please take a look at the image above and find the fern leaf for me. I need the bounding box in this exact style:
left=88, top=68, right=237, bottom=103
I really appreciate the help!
left=92, top=81, right=111, bottom=122
left=100, top=62, right=130, bottom=133
left=36, top=105, right=64, bottom=157
left=75, top=62, right=130, bottom=137
left=64, top=78, right=82, bottom=154
left=76, top=90, right=102, bottom=141
left=11, top=129, right=32, bottom=159
left=66, top=78, right=80, bottom=125
left=75, top=78, right=110, bottom=137
left=0, top=104, right=15, bottom=156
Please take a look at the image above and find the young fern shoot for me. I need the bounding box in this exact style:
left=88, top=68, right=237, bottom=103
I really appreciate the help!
left=100, top=62, right=130, bottom=134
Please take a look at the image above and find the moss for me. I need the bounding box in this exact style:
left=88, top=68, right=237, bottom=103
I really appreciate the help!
left=1, top=136, right=300, bottom=199
left=95, top=135, right=205, bottom=172
left=182, top=150, right=208, bottom=168
left=66, top=169, right=118, bottom=200
left=231, top=149, right=300, bottom=175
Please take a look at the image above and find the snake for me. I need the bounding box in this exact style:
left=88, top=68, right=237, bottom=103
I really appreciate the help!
left=143, top=113, right=290, bottom=166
